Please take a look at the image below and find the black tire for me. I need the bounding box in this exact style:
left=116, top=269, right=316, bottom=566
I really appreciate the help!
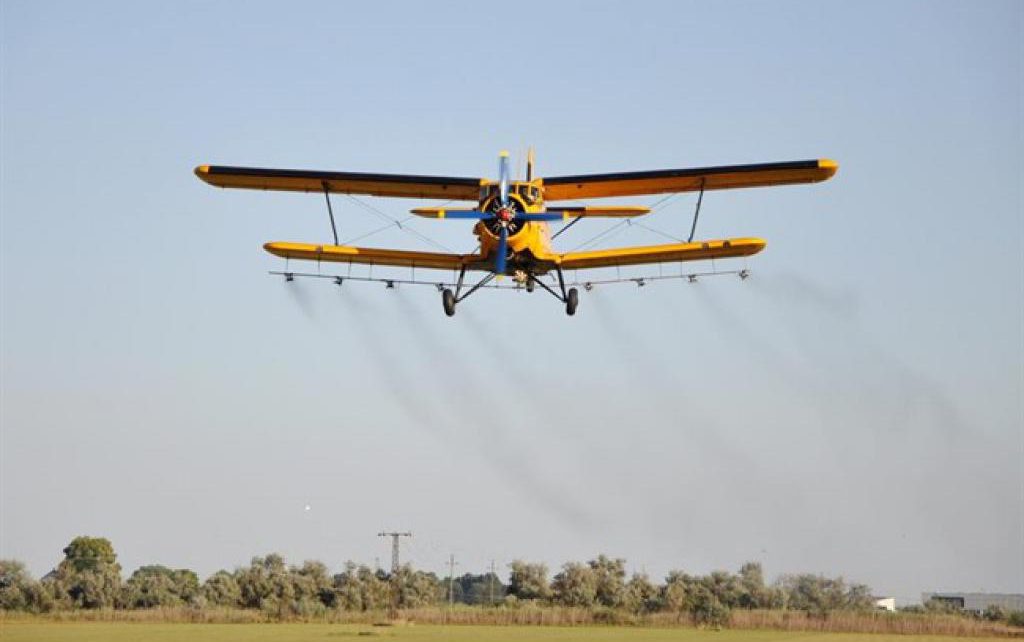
left=526, top=279, right=535, bottom=293
left=565, top=287, right=579, bottom=316
left=442, top=289, right=456, bottom=317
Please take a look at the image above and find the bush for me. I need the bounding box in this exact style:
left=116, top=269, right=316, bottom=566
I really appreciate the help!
left=689, top=586, right=730, bottom=627
left=981, top=604, right=1005, bottom=622
left=0, top=560, right=52, bottom=612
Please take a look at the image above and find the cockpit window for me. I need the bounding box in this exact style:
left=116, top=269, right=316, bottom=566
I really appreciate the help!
left=480, top=183, right=540, bottom=204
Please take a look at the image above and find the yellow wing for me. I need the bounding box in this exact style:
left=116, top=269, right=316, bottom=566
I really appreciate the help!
left=554, top=237, right=765, bottom=270
left=195, top=165, right=482, bottom=200
left=542, top=159, right=837, bottom=201
left=263, top=241, right=485, bottom=271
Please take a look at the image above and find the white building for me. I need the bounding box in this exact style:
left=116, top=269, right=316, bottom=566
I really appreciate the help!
left=873, top=597, right=896, bottom=612
left=922, top=592, right=1024, bottom=614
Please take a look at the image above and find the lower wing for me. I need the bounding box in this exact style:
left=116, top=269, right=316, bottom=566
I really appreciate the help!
left=263, top=242, right=484, bottom=271
left=554, top=237, right=765, bottom=270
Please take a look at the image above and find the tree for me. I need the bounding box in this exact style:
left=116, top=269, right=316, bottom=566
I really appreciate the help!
left=454, top=572, right=505, bottom=606
left=202, top=570, right=240, bottom=607
left=235, top=554, right=295, bottom=616
left=45, top=536, right=122, bottom=609
left=392, top=564, right=442, bottom=608
left=662, top=570, right=696, bottom=615
left=551, top=562, right=597, bottom=607
left=290, top=560, right=332, bottom=615
left=587, top=555, right=626, bottom=608
left=120, top=566, right=178, bottom=608
left=333, top=563, right=389, bottom=611
left=690, top=584, right=730, bottom=626
left=622, top=573, right=659, bottom=614
left=508, top=561, right=550, bottom=601
left=923, top=597, right=962, bottom=614
left=61, top=537, right=118, bottom=573
left=701, top=570, right=742, bottom=609
left=844, top=582, right=873, bottom=610
left=0, top=560, right=51, bottom=612
left=230, top=554, right=337, bottom=617
left=736, top=562, right=770, bottom=608
left=119, top=565, right=200, bottom=609
left=777, top=574, right=872, bottom=615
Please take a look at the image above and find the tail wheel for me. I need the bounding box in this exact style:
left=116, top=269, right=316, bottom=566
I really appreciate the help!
left=442, top=289, right=456, bottom=317
left=565, top=287, right=579, bottom=316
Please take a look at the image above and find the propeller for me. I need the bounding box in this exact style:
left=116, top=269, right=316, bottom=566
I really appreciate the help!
left=423, top=151, right=570, bottom=273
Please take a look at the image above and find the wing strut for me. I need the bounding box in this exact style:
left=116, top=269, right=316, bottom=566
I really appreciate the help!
left=551, top=216, right=584, bottom=241
left=321, top=181, right=339, bottom=246
left=687, top=178, right=706, bottom=243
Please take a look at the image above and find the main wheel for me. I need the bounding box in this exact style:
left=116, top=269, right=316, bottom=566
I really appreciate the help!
left=442, top=289, right=456, bottom=317
left=526, top=278, right=535, bottom=293
left=565, top=287, right=579, bottom=316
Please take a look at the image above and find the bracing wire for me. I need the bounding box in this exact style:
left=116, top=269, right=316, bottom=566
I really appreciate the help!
left=344, top=195, right=455, bottom=253
left=564, top=192, right=686, bottom=251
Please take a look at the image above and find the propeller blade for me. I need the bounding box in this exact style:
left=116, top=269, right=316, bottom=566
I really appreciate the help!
left=495, top=225, right=508, bottom=274
left=498, top=150, right=510, bottom=206
left=431, top=209, right=489, bottom=219
left=415, top=211, right=568, bottom=222
left=517, top=213, right=567, bottom=222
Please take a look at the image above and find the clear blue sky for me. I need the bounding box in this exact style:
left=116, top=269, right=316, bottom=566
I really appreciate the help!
left=1, top=0, right=1020, bottom=604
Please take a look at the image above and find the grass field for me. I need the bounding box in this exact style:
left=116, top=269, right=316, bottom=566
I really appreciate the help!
left=0, top=622, right=1003, bottom=642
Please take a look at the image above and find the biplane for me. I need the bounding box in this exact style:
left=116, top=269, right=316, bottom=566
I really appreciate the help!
left=194, top=151, right=837, bottom=316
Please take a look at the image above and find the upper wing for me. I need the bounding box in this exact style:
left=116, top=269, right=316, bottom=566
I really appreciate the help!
left=542, top=159, right=837, bottom=200
left=195, top=165, right=482, bottom=200
left=556, top=237, right=765, bottom=270
left=263, top=241, right=484, bottom=271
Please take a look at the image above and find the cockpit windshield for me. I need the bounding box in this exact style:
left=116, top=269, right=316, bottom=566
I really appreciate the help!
left=481, top=183, right=540, bottom=204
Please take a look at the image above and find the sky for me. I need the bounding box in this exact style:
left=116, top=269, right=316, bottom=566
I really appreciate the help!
left=1, top=0, right=1021, bottom=605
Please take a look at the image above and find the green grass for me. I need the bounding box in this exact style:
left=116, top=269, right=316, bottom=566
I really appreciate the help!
left=0, top=622, right=999, bottom=642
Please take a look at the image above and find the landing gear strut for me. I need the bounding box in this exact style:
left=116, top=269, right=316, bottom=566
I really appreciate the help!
left=440, top=266, right=495, bottom=317
left=528, top=267, right=580, bottom=317
left=441, top=266, right=580, bottom=317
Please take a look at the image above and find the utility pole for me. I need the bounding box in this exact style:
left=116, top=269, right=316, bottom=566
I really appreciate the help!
left=447, top=554, right=458, bottom=606
left=377, top=531, right=412, bottom=574
left=378, top=531, right=411, bottom=617
left=489, top=560, right=497, bottom=606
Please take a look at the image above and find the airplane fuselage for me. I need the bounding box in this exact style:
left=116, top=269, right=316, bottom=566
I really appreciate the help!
left=473, top=180, right=554, bottom=277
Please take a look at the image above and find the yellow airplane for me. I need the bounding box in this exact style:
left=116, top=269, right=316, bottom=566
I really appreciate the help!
left=194, top=151, right=837, bottom=316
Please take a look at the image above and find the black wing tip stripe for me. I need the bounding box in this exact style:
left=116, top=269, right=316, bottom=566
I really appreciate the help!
left=543, top=160, right=824, bottom=186
left=204, top=165, right=480, bottom=187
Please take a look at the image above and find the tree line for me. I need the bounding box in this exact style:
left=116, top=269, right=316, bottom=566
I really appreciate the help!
left=0, top=536, right=887, bottom=624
